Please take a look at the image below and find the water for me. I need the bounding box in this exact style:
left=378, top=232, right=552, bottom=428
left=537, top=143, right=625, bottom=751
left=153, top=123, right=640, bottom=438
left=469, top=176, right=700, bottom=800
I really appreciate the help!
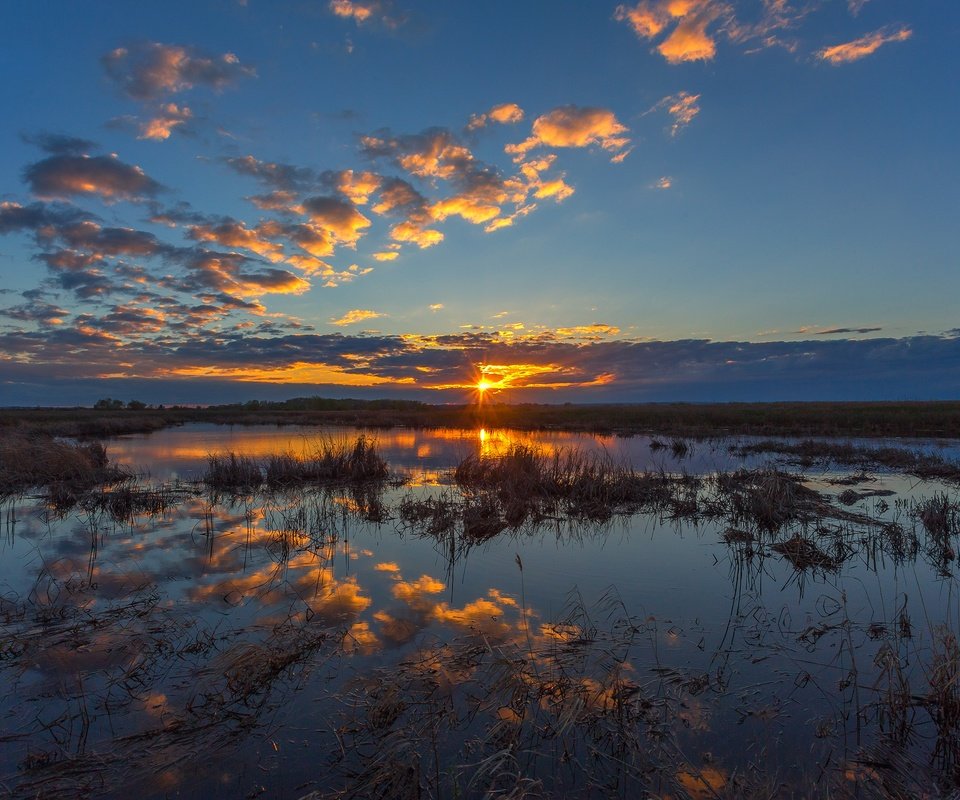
left=1, top=424, right=958, bottom=798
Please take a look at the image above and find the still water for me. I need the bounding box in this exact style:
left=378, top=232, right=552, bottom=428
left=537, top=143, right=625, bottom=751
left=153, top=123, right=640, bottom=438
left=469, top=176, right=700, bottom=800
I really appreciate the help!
left=1, top=424, right=958, bottom=798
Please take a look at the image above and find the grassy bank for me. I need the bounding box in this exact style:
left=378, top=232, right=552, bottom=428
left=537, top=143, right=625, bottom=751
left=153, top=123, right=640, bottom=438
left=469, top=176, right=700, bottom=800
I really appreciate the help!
left=3, top=399, right=960, bottom=440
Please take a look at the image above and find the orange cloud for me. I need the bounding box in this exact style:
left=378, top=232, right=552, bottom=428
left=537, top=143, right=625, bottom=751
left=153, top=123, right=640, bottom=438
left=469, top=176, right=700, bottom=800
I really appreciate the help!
left=372, top=251, right=399, bottom=261
left=818, top=26, right=912, bottom=64
left=138, top=103, right=192, bottom=140
left=301, top=196, right=371, bottom=245
left=329, top=308, right=385, bottom=326
left=188, top=220, right=285, bottom=262
left=337, top=170, right=381, bottom=205
left=506, top=106, right=630, bottom=160
left=615, top=0, right=728, bottom=64
left=467, top=102, right=525, bottom=131
left=653, top=91, right=701, bottom=136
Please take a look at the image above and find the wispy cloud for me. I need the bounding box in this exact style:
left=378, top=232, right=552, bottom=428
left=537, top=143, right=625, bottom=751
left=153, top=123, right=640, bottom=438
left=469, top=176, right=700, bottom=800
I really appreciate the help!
left=650, top=91, right=701, bottom=137
left=329, top=308, right=386, bottom=326
left=328, top=0, right=407, bottom=29
left=817, top=26, right=912, bottom=64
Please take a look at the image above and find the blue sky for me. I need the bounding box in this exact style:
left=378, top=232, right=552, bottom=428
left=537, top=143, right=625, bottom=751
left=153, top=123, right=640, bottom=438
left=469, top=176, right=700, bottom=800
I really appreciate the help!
left=0, top=0, right=957, bottom=405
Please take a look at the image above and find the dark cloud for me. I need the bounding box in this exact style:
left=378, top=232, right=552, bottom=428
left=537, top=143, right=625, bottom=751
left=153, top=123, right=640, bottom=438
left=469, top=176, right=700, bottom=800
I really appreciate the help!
left=222, top=155, right=318, bottom=192
left=0, top=201, right=89, bottom=234
left=814, top=326, right=883, bottom=335
left=24, top=154, right=163, bottom=201
left=21, top=132, right=97, bottom=156
left=102, top=42, right=255, bottom=100
left=0, top=301, right=69, bottom=325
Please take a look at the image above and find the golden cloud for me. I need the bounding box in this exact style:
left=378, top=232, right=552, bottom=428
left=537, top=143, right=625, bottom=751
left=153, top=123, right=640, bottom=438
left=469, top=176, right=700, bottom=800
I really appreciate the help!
left=506, top=106, right=630, bottom=160
left=467, top=102, right=525, bottom=131
left=329, top=308, right=385, bottom=326
left=818, top=26, right=912, bottom=64
left=138, top=103, right=192, bottom=141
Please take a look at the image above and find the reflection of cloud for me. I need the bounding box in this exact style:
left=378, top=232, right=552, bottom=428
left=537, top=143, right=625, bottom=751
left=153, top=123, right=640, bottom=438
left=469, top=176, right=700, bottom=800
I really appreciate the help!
left=102, top=42, right=255, bottom=99
left=817, top=26, right=912, bottom=64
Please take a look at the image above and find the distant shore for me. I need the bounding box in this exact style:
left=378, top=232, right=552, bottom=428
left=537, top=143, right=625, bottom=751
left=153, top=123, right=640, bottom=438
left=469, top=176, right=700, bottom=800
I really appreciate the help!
left=3, top=399, right=960, bottom=440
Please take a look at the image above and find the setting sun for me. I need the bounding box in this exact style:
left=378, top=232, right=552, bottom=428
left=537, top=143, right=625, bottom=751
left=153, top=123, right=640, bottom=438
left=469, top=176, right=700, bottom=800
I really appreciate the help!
left=477, top=379, right=493, bottom=393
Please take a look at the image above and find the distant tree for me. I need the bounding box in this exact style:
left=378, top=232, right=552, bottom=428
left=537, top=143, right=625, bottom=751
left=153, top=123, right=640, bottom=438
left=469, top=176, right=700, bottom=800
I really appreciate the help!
left=126, top=400, right=147, bottom=410
left=94, top=398, right=124, bottom=410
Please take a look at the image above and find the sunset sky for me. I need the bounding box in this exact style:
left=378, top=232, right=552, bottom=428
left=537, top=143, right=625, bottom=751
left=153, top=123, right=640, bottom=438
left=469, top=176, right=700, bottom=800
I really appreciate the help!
left=1, top=1, right=957, bottom=405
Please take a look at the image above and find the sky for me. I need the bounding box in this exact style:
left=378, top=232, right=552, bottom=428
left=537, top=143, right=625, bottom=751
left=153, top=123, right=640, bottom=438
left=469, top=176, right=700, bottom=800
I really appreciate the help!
left=0, top=0, right=958, bottom=406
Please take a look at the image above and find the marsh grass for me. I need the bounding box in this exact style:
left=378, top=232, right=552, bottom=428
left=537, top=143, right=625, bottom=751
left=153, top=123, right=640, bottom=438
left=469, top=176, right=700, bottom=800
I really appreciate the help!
left=203, top=435, right=389, bottom=492
left=734, top=439, right=960, bottom=483
left=0, top=432, right=128, bottom=499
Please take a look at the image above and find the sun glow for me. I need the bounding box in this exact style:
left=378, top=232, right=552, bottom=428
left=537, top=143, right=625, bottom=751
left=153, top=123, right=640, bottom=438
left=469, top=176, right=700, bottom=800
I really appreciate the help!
left=477, top=379, right=493, bottom=393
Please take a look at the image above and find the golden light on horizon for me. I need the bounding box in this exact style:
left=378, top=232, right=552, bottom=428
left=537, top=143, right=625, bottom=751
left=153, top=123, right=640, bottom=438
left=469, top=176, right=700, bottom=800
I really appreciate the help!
left=477, top=378, right=493, bottom=393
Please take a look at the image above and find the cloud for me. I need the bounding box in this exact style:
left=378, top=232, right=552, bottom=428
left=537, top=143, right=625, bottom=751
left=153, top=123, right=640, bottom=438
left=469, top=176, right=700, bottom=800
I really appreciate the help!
left=329, top=309, right=386, bottom=326
left=429, top=303, right=443, bottom=311
left=102, top=42, right=255, bottom=99
left=653, top=176, right=673, bottom=189
left=799, top=326, right=883, bottom=336
left=0, top=201, right=88, bottom=234
left=188, top=220, right=285, bottom=262
left=328, top=0, right=407, bottom=28
left=467, top=102, right=525, bottom=131
left=301, top=196, right=371, bottom=244
left=138, top=103, right=192, bottom=140
left=848, top=0, right=871, bottom=16
left=817, top=26, right=912, bottom=64
left=615, top=0, right=730, bottom=64
left=23, top=154, right=163, bottom=201
left=0, top=300, right=70, bottom=326
left=223, top=155, right=317, bottom=192
left=361, top=128, right=475, bottom=180
left=21, top=133, right=97, bottom=156
left=506, top=106, right=630, bottom=160
left=652, top=91, right=701, bottom=136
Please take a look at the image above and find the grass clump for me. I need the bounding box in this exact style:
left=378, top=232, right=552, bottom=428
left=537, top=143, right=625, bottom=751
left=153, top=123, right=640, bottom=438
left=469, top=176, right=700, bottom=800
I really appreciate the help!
left=0, top=431, right=127, bottom=500
left=454, top=443, right=669, bottom=524
left=203, top=435, right=389, bottom=491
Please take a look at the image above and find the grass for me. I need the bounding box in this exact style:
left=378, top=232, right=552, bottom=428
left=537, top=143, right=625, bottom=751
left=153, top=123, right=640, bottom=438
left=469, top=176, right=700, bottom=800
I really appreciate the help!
left=733, top=439, right=960, bottom=483
left=202, top=435, right=388, bottom=491
left=454, top=443, right=674, bottom=525
left=5, top=399, right=960, bottom=439
left=0, top=431, right=128, bottom=499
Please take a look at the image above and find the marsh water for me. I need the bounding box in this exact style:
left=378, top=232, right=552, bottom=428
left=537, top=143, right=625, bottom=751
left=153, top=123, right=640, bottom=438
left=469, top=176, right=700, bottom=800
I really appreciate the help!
left=2, top=424, right=959, bottom=798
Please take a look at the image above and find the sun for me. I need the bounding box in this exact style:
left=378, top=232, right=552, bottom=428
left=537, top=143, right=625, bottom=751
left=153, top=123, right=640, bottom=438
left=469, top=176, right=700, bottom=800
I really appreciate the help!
left=477, top=379, right=493, bottom=393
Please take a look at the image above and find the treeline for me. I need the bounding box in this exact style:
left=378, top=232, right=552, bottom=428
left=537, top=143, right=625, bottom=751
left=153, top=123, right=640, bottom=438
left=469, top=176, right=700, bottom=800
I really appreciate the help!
left=213, top=397, right=428, bottom=412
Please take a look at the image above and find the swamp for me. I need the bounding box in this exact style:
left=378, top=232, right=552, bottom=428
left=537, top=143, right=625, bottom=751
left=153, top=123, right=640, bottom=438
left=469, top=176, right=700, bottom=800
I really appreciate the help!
left=1, top=422, right=959, bottom=798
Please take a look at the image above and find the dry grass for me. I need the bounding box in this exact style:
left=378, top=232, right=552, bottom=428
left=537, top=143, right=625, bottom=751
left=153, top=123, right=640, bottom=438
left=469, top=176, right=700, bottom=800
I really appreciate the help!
left=454, top=444, right=675, bottom=525
left=734, top=439, right=960, bottom=483
left=0, top=431, right=128, bottom=500
left=203, top=435, right=388, bottom=491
